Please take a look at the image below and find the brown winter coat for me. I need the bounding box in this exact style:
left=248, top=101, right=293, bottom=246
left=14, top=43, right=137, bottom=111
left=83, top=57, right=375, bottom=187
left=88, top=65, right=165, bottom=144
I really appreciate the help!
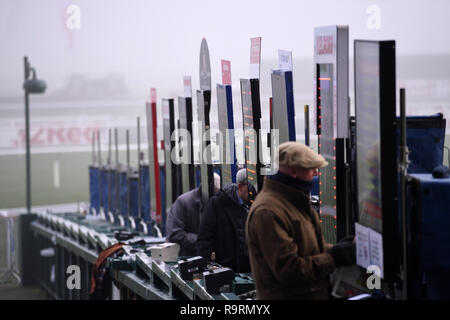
left=246, top=178, right=335, bottom=299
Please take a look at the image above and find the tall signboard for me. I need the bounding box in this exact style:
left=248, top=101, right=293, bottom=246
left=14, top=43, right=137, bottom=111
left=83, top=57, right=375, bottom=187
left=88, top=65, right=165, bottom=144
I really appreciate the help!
left=314, top=25, right=349, bottom=244
left=241, top=37, right=263, bottom=194
left=179, top=77, right=195, bottom=194
left=217, top=60, right=237, bottom=187
left=197, top=38, right=214, bottom=203
left=354, top=40, right=398, bottom=281
left=271, top=50, right=296, bottom=144
left=162, top=98, right=177, bottom=212
left=145, top=88, right=162, bottom=229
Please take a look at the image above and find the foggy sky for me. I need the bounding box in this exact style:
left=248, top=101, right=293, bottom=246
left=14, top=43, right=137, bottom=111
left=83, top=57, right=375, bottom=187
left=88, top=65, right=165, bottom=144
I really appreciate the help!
left=1, top=0, right=449, bottom=101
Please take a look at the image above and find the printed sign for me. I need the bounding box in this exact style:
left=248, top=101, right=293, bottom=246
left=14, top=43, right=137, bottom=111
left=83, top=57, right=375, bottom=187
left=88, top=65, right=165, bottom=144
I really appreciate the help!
left=356, top=223, right=371, bottom=269
left=221, top=60, right=231, bottom=85
left=278, top=49, right=293, bottom=72
left=162, top=99, right=170, bottom=120
left=250, top=37, right=261, bottom=79
left=183, top=76, right=192, bottom=98
left=316, top=35, right=334, bottom=55
left=355, top=222, right=384, bottom=278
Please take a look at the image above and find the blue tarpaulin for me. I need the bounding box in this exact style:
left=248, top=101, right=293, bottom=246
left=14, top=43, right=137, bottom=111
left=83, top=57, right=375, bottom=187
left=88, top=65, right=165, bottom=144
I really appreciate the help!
left=100, top=168, right=108, bottom=213
left=409, top=173, right=450, bottom=299
left=89, top=166, right=100, bottom=214
left=108, top=168, right=117, bottom=214
left=119, top=171, right=128, bottom=216
left=129, top=176, right=139, bottom=218
left=397, top=114, right=446, bottom=173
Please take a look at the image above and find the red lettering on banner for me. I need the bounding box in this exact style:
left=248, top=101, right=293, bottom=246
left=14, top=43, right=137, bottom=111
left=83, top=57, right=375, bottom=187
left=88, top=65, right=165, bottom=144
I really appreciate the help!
left=48, top=128, right=65, bottom=144
left=13, top=126, right=102, bottom=148
left=316, top=35, right=334, bottom=55
left=31, top=128, right=46, bottom=145
left=67, top=127, right=81, bottom=144
left=83, top=127, right=98, bottom=144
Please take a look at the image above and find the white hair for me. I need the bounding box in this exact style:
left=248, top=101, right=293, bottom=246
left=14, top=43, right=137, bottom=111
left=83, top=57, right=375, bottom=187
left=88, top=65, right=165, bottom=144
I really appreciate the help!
left=213, top=172, right=221, bottom=192
left=236, top=168, right=248, bottom=185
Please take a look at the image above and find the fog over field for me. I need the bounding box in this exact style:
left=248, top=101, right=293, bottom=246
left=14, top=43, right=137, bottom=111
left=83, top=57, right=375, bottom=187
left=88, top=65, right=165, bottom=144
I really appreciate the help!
left=0, top=0, right=449, bottom=208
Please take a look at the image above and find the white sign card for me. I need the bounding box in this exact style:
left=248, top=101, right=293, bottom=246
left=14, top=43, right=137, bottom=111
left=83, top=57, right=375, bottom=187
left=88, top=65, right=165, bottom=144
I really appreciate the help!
left=250, top=37, right=261, bottom=79
left=355, top=222, right=384, bottom=278
left=355, top=222, right=370, bottom=269
left=183, top=76, right=192, bottom=98
left=278, top=49, right=293, bottom=72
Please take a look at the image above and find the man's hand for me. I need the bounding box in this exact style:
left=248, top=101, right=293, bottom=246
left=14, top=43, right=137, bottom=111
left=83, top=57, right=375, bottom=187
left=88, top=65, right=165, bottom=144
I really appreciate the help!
left=330, top=239, right=356, bottom=267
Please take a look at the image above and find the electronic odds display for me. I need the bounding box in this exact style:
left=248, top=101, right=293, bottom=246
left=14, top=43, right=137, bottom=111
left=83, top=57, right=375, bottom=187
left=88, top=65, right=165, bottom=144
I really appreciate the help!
left=241, top=79, right=260, bottom=192
left=314, top=25, right=349, bottom=244
left=354, top=40, right=398, bottom=281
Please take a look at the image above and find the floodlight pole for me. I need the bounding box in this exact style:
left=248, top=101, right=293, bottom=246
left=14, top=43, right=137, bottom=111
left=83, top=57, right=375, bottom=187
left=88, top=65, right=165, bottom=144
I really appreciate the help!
left=24, top=56, right=31, bottom=214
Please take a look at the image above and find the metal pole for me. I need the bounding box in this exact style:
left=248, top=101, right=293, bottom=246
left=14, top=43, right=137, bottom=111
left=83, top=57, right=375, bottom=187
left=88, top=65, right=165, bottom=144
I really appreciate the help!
left=92, top=131, right=96, bottom=165
left=126, top=129, right=131, bottom=218
left=97, top=130, right=102, bottom=167
left=24, top=57, right=31, bottom=213
left=108, top=128, right=112, bottom=165
left=400, top=88, right=409, bottom=300
left=115, top=128, right=119, bottom=214
left=137, top=117, right=142, bottom=220
left=97, top=130, right=102, bottom=212
left=304, top=104, right=310, bottom=147
left=107, top=129, right=112, bottom=214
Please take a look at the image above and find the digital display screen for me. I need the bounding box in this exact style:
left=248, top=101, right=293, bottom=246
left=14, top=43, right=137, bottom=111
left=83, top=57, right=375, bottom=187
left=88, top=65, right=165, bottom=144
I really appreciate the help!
left=241, top=79, right=258, bottom=192
left=317, top=63, right=337, bottom=244
left=355, top=41, right=382, bottom=233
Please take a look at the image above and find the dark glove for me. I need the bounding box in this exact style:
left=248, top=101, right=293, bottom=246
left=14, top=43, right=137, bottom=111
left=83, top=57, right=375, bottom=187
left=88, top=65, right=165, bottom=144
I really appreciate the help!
left=330, top=240, right=356, bottom=267
left=338, top=235, right=355, bottom=243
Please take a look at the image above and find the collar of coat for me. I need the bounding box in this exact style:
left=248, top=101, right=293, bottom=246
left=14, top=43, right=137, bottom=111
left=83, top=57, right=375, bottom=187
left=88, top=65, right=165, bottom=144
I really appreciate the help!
left=262, top=177, right=312, bottom=214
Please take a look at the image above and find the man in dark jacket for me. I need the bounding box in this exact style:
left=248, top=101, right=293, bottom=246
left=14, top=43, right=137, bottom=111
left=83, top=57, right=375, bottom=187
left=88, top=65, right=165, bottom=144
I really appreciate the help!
left=165, top=174, right=220, bottom=257
left=197, top=169, right=255, bottom=273
left=246, top=142, right=355, bottom=299
left=165, top=186, right=203, bottom=257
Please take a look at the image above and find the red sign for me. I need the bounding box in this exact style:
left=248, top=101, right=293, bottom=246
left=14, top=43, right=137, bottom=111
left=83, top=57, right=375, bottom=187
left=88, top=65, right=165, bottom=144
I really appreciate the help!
left=221, top=60, right=231, bottom=85
left=316, top=35, right=334, bottom=55
left=150, top=88, right=157, bottom=103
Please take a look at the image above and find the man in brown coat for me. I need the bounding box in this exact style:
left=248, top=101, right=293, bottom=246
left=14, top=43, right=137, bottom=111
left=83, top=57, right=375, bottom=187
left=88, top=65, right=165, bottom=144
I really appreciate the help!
left=246, top=142, right=355, bottom=299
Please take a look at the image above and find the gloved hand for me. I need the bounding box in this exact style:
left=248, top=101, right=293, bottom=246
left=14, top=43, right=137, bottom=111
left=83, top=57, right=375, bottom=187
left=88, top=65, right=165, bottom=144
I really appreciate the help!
left=330, top=240, right=356, bottom=267
left=338, top=235, right=355, bottom=243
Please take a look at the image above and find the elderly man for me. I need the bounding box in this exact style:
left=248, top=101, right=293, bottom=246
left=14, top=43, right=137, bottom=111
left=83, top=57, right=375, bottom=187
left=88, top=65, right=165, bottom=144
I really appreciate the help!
left=165, top=173, right=221, bottom=257
left=246, top=142, right=355, bottom=299
left=197, top=168, right=256, bottom=273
